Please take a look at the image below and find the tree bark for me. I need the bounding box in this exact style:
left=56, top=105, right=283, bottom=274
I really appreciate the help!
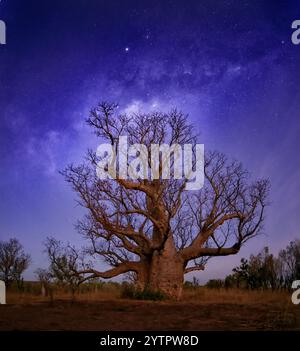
left=136, top=236, right=184, bottom=299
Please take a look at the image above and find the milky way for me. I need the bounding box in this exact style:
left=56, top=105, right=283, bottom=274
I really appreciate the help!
left=0, top=0, right=300, bottom=281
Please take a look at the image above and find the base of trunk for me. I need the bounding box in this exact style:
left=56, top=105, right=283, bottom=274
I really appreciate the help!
left=136, top=239, right=184, bottom=300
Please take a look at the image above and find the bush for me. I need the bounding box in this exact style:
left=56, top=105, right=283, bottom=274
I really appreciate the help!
left=121, top=284, right=166, bottom=301
left=205, top=279, right=224, bottom=289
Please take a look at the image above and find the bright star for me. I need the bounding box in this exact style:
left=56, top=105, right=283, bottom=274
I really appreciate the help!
left=125, top=47, right=129, bottom=52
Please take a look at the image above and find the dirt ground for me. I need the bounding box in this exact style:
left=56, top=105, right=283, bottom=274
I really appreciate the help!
left=0, top=297, right=299, bottom=331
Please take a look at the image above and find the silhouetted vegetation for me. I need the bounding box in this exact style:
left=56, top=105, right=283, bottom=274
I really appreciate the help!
left=1, top=237, right=298, bottom=297
left=206, top=279, right=224, bottom=289
left=0, top=238, right=31, bottom=289
left=206, top=240, right=300, bottom=291
left=34, top=237, right=86, bottom=298
left=121, top=284, right=167, bottom=301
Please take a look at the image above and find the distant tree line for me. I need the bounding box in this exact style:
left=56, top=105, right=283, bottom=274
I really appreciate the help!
left=206, top=240, right=300, bottom=290
left=1, top=237, right=299, bottom=294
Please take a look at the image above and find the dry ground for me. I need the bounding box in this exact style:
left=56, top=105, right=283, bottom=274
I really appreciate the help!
left=0, top=288, right=299, bottom=331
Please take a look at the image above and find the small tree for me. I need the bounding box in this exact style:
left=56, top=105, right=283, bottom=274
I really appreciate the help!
left=43, top=237, right=84, bottom=298
left=0, top=238, right=31, bottom=288
left=251, top=247, right=279, bottom=290
left=232, top=258, right=250, bottom=288
left=231, top=247, right=280, bottom=290
left=278, top=240, right=300, bottom=288
left=35, top=268, right=54, bottom=299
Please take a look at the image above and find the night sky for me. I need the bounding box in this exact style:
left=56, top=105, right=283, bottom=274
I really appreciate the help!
left=0, top=0, right=300, bottom=282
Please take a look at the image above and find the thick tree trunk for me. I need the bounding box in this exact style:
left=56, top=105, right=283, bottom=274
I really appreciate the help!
left=137, top=236, right=184, bottom=299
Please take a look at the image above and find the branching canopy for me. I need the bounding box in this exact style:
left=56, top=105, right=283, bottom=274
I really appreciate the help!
left=62, top=102, right=269, bottom=281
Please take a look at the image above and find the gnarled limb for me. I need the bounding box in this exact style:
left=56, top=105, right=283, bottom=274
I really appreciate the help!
left=184, top=265, right=205, bottom=274
left=77, top=261, right=141, bottom=283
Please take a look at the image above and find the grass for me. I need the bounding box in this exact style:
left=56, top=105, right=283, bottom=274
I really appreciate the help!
left=121, top=285, right=167, bottom=300
left=2, top=284, right=299, bottom=331
left=6, top=282, right=291, bottom=306
left=182, top=287, right=291, bottom=305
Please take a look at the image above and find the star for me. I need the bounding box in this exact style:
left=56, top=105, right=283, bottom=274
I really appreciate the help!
left=125, top=47, right=129, bottom=52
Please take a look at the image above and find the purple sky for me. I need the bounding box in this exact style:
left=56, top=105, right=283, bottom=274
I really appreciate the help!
left=0, top=0, right=300, bottom=283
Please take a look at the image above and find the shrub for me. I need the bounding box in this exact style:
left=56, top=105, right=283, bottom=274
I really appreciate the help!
left=205, top=279, right=224, bottom=289
left=121, top=284, right=166, bottom=301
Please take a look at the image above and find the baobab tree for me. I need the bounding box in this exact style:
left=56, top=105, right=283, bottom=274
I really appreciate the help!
left=63, top=102, right=269, bottom=299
